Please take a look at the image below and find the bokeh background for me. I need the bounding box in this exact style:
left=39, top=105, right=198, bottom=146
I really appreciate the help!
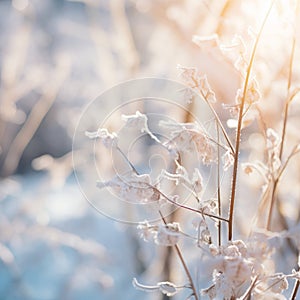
left=1, top=0, right=300, bottom=299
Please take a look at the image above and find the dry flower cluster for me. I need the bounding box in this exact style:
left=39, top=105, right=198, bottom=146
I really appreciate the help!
left=88, top=0, right=300, bottom=299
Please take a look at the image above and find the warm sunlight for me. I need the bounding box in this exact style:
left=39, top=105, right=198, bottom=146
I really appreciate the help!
left=1, top=0, right=300, bottom=299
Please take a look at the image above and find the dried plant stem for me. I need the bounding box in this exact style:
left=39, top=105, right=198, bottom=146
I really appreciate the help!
left=189, top=75, right=235, bottom=154
left=159, top=212, right=199, bottom=300
left=154, top=186, right=229, bottom=223
left=278, top=145, right=300, bottom=180
left=279, top=35, right=296, bottom=160
left=200, top=89, right=235, bottom=154
left=216, top=121, right=222, bottom=246
left=116, top=145, right=203, bottom=300
left=228, top=0, right=275, bottom=241
left=110, top=0, right=139, bottom=75
left=266, top=178, right=278, bottom=230
left=115, top=145, right=229, bottom=223
left=173, top=245, right=198, bottom=300
left=116, top=146, right=139, bottom=174
left=0, top=23, right=31, bottom=164
left=215, top=0, right=230, bottom=33
left=86, top=5, right=117, bottom=85
left=2, top=61, right=70, bottom=176
left=266, top=1, right=298, bottom=230
left=240, top=276, right=258, bottom=300
left=266, top=145, right=300, bottom=229
left=290, top=279, right=300, bottom=300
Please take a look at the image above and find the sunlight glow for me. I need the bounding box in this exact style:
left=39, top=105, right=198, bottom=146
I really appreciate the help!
left=12, top=0, right=29, bottom=11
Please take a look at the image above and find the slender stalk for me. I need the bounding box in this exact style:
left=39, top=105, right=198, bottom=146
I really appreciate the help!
left=266, top=0, right=298, bottom=230
left=200, top=89, right=235, bottom=154
left=215, top=0, right=230, bottom=35
left=279, top=26, right=296, bottom=160
left=153, top=185, right=229, bottom=223
left=228, top=0, right=275, bottom=241
left=240, top=276, right=258, bottom=300
left=116, top=146, right=139, bottom=174
left=117, top=138, right=200, bottom=300
left=267, top=145, right=300, bottom=229
left=190, top=76, right=235, bottom=154
left=290, top=279, right=300, bottom=300
left=116, top=142, right=229, bottom=223
left=159, top=212, right=199, bottom=300
left=266, top=179, right=279, bottom=230
left=216, top=121, right=222, bottom=246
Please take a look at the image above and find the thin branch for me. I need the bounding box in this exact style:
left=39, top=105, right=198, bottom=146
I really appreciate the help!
left=153, top=186, right=229, bottom=223
left=2, top=60, right=70, bottom=176
left=217, top=121, right=222, bottom=246
left=266, top=0, right=298, bottom=230
left=159, top=211, right=199, bottom=300
left=277, top=145, right=300, bottom=180
left=116, top=146, right=139, bottom=174
left=215, top=0, right=231, bottom=35
left=240, top=276, right=258, bottom=300
left=188, top=75, right=235, bottom=154
left=115, top=145, right=229, bottom=223
left=110, top=0, right=139, bottom=75
left=228, top=0, right=275, bottom=240
left=266, top=179, right=279, bottom=230
left=290, top=279, right=300, bottom=300
left=279, top=17, right=297, bottom=160
left=199, top=88, right=235, bottom=154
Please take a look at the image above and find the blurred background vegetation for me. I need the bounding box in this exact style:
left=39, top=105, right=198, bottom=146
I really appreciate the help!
left=1, top=0, right=300, bottom=299
left=1, top=1, right=231, bottom=299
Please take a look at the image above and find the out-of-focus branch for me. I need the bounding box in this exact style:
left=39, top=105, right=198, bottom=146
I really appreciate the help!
left=28, top=225, right=107, bottom=260
left=110, top=0, right=140, bottom=76
left=0, top=21, right=32, bottom=145
left=85, top=4, right=118, bottom=85
left=31, top=151, right=74, bottom=189
left=2, top=56, right=70, bottom=176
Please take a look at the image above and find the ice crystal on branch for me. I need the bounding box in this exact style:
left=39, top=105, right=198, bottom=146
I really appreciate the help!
left=137, top=221, right=155, bottom=242
left=154, top=222, right=181, bottom=246
left=121, top=110, right=148, bottom=132
left=220, top=35, right=248, bottom=76
left=193, top=217, right=212, bottom=245
left=268, top=275, right=289, bottom=294
left=160, top=120, right=217, bottom=164
left=85, top=128, right=118, bottom=148
left=191, top=168, right=203, bottom=195
left=161, top=166, right=203, bottom=196
left=253, top=273, right=289, bottom=299
left=235, top=78, right=261, bottom=106
left=201, top=240, right=259, bottom=299
left=222, top=149, right=234, bottom=171
left=177, top=65, right=216, bottom=103
left=266, top=128, right=281, bottom=174
left=132, top=278, right=179, bottom=297
left=121, top=111, right=160, bottom=143
left=192, top=34, right=219, bottom=50
left=157, top=281, right=178, bottom=296
left=226, top=76, right=261, bottom=129
left=97, top=173, right=159, bottom=203
left=137, top=222, right=182, bottom=246
left=160, top=165, right=190, bottom=186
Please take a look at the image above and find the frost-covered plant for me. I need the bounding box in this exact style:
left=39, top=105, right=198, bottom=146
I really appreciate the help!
left=87, top=1, right=300, bottom=299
